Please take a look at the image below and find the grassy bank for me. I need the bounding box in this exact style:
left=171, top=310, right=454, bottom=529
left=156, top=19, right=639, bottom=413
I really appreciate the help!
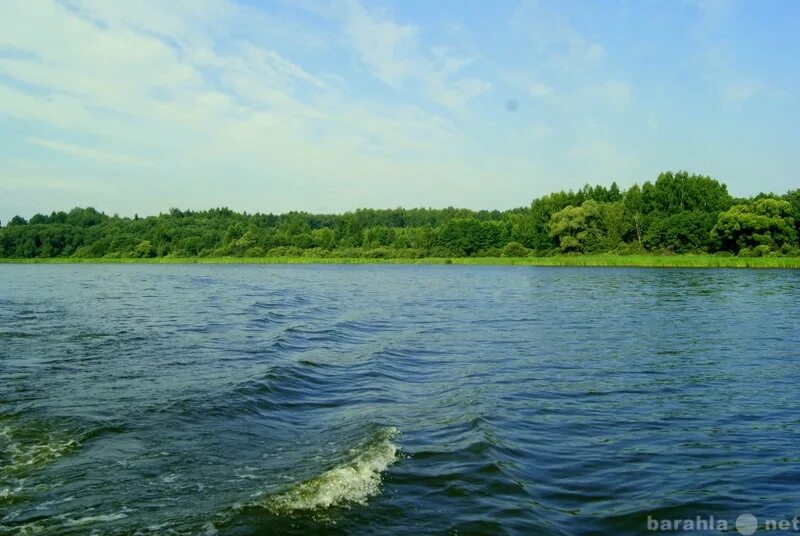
left=2, top=255, right=800, bottom=268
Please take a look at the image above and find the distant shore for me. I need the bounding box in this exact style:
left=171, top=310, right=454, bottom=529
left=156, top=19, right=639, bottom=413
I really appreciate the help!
left=2, top=255, right=800, bottom=269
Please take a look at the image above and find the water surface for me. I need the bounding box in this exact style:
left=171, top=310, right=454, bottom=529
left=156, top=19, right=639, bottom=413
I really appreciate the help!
left=1, top=264, right=799, bottom=535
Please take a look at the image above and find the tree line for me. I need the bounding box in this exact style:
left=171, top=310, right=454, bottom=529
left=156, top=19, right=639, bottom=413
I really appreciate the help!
left=2, top=171, right=798, bottom=259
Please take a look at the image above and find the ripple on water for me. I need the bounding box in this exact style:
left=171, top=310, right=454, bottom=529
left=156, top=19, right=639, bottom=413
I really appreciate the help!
left=2, top=264, right=800, bottom=535
left=0, top=415, right=125, bottom=514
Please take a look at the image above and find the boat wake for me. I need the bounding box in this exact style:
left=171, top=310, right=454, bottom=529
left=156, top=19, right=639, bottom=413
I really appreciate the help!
left=262, top=426, right=400, bottom=515
left=0, top=423, right=81, bottom=504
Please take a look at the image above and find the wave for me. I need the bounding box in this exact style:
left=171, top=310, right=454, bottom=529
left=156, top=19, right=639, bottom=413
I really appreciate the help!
left=0, top=425, right=79, bottom=478
left=262, top=426, right=400, bottom=515
left=0, top=428, right=79, bottom=505
left=165, top=357, right=390, bottom=419
left=0, top=419, right=122, bottom=505
left=65, top=511, right=129, bottom=526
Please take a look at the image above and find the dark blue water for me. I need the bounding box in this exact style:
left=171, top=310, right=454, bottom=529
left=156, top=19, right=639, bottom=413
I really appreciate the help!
left=1, top=264, right=799, bottom=535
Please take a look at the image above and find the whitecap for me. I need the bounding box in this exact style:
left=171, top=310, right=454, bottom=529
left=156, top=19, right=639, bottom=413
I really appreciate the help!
left=65, top=512, right=128, bottom=526
left=1, top=424, right=80, bottom=477
left=264, top=426, right=399, bottom=514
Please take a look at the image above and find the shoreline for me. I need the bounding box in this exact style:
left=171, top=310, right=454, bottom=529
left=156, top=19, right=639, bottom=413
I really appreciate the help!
left=2, top=255, right=800, bottom=269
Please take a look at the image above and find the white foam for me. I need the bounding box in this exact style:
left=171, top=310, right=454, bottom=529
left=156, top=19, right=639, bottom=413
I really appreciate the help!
left=0, top=482, right=23, bottom=501
left=65, top=512, right=128, bottom=526
left=0, top=520, right=46, bottom=534
left=265, top=427, right=399, bottom=514
left=1, top=425, right=79, bottom=476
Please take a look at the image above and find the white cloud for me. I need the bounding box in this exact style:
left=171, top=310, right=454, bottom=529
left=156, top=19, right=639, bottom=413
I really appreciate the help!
left=527, top=82, right=553, bottom=98
left=720, top=79, right=786, bottom=108
left=512, top=0, right=606, bottom=71
left=342, top=0, right=419, bottom=87
left=687, top=0, right=733, bottom=38
left=341, top=0, right=491, bottom=109
left=27, top=138, right=152, bottom=167
left=1, top=0, right=502, bottom=217
left=588, top=80, right=632, bottom=110
left=723, top=81, right=761, bottom=105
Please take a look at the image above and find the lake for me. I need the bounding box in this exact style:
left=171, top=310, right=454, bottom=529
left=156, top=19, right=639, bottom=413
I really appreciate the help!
left=1, top=264, right=799, bottom=535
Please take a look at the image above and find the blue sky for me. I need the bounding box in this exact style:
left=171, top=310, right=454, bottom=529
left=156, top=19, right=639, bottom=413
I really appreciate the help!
left=0, top=0, right=798, bottom=221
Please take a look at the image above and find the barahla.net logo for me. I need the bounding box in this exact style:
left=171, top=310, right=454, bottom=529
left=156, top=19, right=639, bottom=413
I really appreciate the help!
left=647, top=513, right=800, bottom=534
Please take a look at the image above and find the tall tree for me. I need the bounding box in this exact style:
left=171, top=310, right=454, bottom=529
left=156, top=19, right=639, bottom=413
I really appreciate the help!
left=711, top=198, right=797, bottom=253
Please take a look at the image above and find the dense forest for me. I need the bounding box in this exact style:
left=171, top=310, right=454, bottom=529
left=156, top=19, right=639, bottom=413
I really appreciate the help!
left=2, top=172, right=799, bottom=259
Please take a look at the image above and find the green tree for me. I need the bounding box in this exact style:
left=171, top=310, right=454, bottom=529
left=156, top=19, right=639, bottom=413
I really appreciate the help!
left=312, top=228, right=336, bottom=250
left=505, top=212, right=539, bottom=249
left=66, top=207, right=106, bottom=227
left=548, top=200, right=604, bottom=253
left=784, top=189, right=800, bottom=242
left=599, top=201, right=629, bottom=250
left=436, top=218, right=506, bottom=256
left=502, top=241, right=529, bottom=257
left=711, top=198, right=797, bottom=253
left=622, top=184, right=646, bottom=247
left=644, top=211, right=716, bottom=252
left=641, top=171, right=732, bottom=214
left=1, top=171, right=796, bottom=260
left=362, top=226, right=394, bottom=249
left=132, top=240, right=156, bottom=258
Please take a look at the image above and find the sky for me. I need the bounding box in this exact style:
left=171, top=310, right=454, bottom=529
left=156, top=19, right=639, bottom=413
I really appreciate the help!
left=0, top=0, right=798, bottom=221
